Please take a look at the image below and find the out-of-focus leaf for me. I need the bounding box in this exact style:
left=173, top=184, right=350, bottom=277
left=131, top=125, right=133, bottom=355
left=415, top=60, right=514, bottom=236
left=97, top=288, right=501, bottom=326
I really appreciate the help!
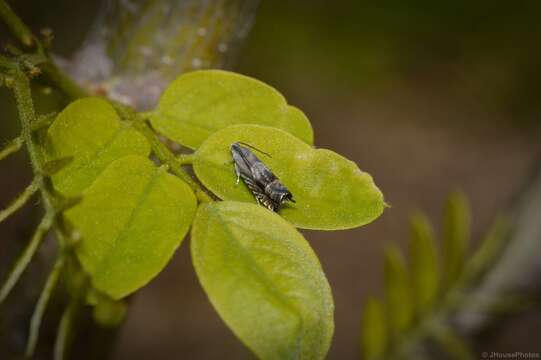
left=430, top=323, right=475, bottom=360
left=66, top=155, right=197, bottom=299
left=409, top=212, right=439, bottom=315
left=46, top=97, right=150, bottom=197
left=191, top=201, right=334, bottom=360
left=150, top=70, right=314, bottom=149
left=463, top=215, right=509, bottom=282
left=361, top=298, right=387, bottom=360
left=193, top=124, right=385, bottom=230
left=384, top=245, right=412, bottom=338
left=442, top=191, right=470, bottom=289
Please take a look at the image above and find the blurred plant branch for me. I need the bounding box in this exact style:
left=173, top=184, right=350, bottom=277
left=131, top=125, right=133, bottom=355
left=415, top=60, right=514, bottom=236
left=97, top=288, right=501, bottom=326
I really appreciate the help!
left=361, top=191, right=525, bottom=360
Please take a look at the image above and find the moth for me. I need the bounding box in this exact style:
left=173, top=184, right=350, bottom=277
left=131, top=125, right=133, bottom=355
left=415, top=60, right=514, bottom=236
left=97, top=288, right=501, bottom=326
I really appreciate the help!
left=230, top=142, right=295, bottom=211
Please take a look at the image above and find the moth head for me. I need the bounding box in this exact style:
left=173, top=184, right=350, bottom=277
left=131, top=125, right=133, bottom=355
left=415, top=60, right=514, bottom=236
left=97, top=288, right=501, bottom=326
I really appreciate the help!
left=269, top=182, right=296, bottom=204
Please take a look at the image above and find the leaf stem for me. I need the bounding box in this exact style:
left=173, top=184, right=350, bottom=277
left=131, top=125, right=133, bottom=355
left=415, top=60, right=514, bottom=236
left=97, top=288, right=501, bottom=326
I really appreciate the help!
left=0, top=214, right=53, bottom=304
left=0, top=179, right=38, bottom=223
left=25, top=255, right=65, bottom=358
left=131, top=117, right=213, bottom=203
left=54, top=298, right=79, bottom=360
left=0, top=136, right=23, bottom=161
left=0, top=0, right=34, bottom=47
left=40, top=61, right=88, bottom=100
left=177, top=153, right=195, bottom=165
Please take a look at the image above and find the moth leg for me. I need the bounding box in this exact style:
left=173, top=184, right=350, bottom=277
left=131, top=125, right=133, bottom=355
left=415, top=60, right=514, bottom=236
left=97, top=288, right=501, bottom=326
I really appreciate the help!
left=233, top=163, right=241, bottom=185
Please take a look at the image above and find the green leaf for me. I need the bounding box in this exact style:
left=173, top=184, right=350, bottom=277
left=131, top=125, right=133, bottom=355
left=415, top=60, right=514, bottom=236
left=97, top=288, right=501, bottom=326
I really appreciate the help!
left=384, top=245, right=412, bottom=338
left=463, top=215, right=509, bottom=283
left=193, top=124, right=384, bottom=230
left=361, top=298, right=387, bottom=360
left=41, top=156, right=73, bottom=176
left=191, top=201, right=334, bottom=360
left=150, top=70, right=314, bottom=149
left=442, top=191, right=470, bottom=289
left=409, top=212, right=439, bottom=315
left=66, top=155, right=197, bottom=299
left=46, top=97, right=150, bottom=197
left=430, top=323, right=475, bottom=360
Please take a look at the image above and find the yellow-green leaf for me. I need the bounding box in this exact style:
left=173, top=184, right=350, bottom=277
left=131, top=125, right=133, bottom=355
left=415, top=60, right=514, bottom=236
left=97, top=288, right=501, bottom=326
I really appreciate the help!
left=361, top=298, right=387, bottom=360
left=66, top=155, right=197, bottom=299
left=150, top=70, right=314, bottom=149
left=442, top=191, right=470, bottom=289
left=191, top=201, right=334, bottom=360
left=409, top=212, right=439, bottom=315
left=46, top=97, right=150, bottom=197
left=384, top=245, right=412, bottom=338
left=193, top=124, right=384, bottom=230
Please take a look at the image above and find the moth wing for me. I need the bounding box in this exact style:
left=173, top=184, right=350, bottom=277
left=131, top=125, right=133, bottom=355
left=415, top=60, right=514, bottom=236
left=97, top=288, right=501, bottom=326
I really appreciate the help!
left=242, top=176, right=277, bottom=211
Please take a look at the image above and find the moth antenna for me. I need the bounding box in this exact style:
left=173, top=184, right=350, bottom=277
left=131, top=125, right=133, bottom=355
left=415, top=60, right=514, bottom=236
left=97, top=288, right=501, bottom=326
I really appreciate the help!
left=237, top=142, right=272, bottom=158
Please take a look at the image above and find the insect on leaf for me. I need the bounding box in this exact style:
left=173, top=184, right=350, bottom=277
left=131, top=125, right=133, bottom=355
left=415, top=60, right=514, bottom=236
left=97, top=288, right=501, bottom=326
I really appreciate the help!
left=66, top=155, right=197, bottom=299
left=150, top=70, right=314, bottom=149
left=193, top=124, right=385, bottom=230
left=191, top=201, right=334, bottom=360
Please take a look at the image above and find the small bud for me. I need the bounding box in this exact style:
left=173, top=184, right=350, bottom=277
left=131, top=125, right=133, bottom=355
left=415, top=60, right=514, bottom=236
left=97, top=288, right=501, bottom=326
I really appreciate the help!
left=40, top=28, right=54, bottom=48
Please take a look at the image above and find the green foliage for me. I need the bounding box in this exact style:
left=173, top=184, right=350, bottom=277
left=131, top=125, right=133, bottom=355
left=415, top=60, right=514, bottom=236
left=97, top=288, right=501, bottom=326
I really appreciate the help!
left=149, top=70, right=314, bottom=149
left=45, top=98, right=150, bottom=197
left=361, top=298, right=387, bottom=360
left=193, top=124, right=384, bottom=230
left=191, top=201, right=334, bottom=360
left=2, top=40, right=384, bottom=358
left=360, top=193, right=510, bottom=360
left=383, top=245, right=413, bottom=337
left=442, top=191, right=470, bottom=289
left=409, top=212, right=439, bottom=314
left=66, top=155, right=197, bottom=299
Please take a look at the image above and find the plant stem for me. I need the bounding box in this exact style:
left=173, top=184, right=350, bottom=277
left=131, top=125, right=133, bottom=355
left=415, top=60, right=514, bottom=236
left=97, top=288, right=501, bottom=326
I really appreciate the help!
left=0, top=179, right=38, bottom=223
left=11, top=68, right=57, bottom=212
left=40, top=62, right=88, bottom=100
left=25, top=254, right=66, bottom=358
left=0, top=0, right=34, bottom=47
left=0, top=136, right=23, bottom=160
left=0, top=214, right=53, bottom=304
left=131, top=116, right=213, bottom=203
left=54, top=299, right=79, bottom=360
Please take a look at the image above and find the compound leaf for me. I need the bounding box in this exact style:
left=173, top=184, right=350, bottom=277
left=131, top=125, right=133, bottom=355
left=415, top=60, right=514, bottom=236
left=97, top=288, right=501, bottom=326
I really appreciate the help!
left=191, top=201, right=334, bottom=360
left=193, top=124, right=384, bottom=230
left=66, top=155, right=197, bottom=299
left=150, top=70, right=314, bottom=149
left=46, top=97, right=150, bottom=197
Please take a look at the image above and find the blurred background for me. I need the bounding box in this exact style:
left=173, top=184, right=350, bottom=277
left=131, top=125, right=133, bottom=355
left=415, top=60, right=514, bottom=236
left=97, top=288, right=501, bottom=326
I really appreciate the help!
left=1, top=1, right=541, bottom=359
